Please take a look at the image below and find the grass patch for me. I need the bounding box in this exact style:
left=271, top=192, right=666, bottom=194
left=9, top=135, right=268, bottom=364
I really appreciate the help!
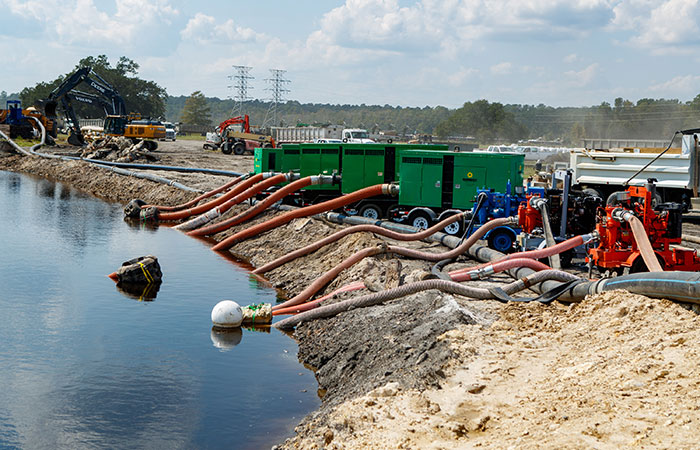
left=176, top=134, right=206, bottom=141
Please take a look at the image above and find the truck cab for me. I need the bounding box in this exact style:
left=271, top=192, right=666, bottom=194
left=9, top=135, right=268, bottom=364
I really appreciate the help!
left=342, top=128, right=374, bottom=143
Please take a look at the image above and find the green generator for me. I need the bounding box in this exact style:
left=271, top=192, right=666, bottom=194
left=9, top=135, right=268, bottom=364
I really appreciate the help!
left=398, top=150, right=524, bottom=211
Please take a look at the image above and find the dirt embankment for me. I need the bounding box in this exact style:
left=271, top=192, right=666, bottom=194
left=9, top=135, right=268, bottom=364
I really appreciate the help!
left=3, top=140, right=700, bottom=449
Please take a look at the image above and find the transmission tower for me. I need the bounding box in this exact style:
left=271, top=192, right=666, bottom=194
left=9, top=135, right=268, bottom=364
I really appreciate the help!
left=262, top=69, right=290, bottom=128
left=228, top=65, right=254, bottom=117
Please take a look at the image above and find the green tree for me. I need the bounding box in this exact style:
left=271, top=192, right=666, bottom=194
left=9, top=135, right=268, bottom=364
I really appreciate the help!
left=180, top=91, right=211, bottom=126
left=20, top=55, right=167, bottom=119
left=435, top=99, right=528, bottom=141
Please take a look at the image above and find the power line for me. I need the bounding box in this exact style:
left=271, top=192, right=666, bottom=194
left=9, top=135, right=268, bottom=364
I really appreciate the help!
left=262, top=69, right=290, bottom=128
left=228, top=65, right=254, bottom=118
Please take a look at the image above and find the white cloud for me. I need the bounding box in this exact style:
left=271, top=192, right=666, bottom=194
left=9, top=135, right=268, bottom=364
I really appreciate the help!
left=181, top=13, right=265, bottom=44
left=490, top=62, right=512, bottom=75
left=564, top=53, right=579, bottom=63
left=649, top=75, right=700, bottom=95
left=613, top=0, right=700, bottom=52
left=564, top=63, right=599, bottom=87
left=3, top=0, right=179, bottom=46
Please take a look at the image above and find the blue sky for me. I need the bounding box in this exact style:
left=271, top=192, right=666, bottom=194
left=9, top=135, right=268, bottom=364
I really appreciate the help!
left=2, top=0, right=700, bottom=108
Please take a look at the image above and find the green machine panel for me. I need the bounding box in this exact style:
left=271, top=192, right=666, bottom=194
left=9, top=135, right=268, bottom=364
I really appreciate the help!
left=299, top=144, right=341, bottom=191
left=281, top=145, right=301, bottom=174
left=254, top=147, right=283, bottom=174
left=340, top=144, right=389, bottom=194
left=397, top=151, right=444, bottom=208
left=451, top=152, right=524, bottom=209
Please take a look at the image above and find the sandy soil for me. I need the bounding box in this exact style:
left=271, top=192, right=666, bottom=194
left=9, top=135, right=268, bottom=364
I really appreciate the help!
left=2, top=138, right=700, bottom=449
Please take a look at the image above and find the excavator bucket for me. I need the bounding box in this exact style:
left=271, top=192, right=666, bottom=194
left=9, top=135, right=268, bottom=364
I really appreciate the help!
left=67, top=129, right=85, bottom=146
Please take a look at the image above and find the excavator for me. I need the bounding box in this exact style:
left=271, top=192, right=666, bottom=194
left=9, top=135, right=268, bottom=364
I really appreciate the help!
left=41, top=66, right=164, bottom=149
left=203, top=115, right=275, bottom=154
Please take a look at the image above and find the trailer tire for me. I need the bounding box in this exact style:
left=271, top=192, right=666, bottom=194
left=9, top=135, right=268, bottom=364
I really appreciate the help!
left=233, top=143, right=245, bottom=155
left=359, top=203, right=383, bottom=220
left=407, top=210, right=433, bottom=230
left=437, top=210, right=464, bottom=236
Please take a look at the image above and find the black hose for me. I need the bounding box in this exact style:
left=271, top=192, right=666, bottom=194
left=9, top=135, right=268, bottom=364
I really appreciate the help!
left=431, top=192, right=488, bottom=279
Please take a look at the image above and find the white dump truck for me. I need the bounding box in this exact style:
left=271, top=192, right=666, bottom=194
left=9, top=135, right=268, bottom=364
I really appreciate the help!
left=570, top=129, right=700, bottom=211
left=272, top=125, right=375, bottom=144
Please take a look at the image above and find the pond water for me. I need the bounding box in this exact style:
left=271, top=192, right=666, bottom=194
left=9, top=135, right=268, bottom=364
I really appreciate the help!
left=0, top=171, right=319, bottom=449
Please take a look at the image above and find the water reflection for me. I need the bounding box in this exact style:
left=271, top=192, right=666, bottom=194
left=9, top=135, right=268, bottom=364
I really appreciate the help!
left=211, top=327, right=243, bottom=351
left=116, top=282, right=161, bottom=301
left=0, top=170, right=319, bottom=449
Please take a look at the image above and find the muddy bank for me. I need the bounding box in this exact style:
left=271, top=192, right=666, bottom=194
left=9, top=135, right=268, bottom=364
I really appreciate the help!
left=3, top=140, right=700, bottom=449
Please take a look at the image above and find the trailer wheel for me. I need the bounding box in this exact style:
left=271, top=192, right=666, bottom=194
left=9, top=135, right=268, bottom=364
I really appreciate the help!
left=408, top=210, right=432, bottom=230
left=487, top=229, right=515, bottom=253
left=359, top=204, right=382, bottom=220
left=438, top=210, right=464, bottom=236
left=233, top=143, right=245, bottom=155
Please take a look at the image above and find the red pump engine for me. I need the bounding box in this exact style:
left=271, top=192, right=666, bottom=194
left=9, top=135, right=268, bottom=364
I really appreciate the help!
left=588, top=184, right=700, bottom=273
left=518, top=192, right=544, bottom=234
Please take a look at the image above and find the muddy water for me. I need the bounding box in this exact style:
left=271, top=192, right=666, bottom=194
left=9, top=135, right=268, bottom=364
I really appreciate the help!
left=0, top=171, right=318, bottom=449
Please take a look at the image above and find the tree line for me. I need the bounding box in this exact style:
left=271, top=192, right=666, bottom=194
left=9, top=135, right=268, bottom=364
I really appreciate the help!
left=15, top=55, right=700, bottom=146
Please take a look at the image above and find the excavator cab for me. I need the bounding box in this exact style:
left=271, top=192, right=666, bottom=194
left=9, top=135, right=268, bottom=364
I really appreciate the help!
left=104, top=115, right=127, bottom=136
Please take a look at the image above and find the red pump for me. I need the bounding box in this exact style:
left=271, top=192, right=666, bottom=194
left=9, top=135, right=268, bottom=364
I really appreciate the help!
left=588, top=184, right=700, bottom=273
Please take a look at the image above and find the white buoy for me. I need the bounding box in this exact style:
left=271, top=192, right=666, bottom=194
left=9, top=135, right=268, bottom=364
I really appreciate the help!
left=211, top=300, right=243, bottom=328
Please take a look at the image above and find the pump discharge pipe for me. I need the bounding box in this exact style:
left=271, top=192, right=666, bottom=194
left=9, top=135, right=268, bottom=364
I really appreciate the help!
left=274, top=269, right=580, bottom=329
left=211, top=183, right=399, bottom=250
left=612, top=208, right=664, bottom=272
left=270, top=216, right=516, bottom=311
left=175, top=172, right=293, bottom=232
left=529, top=196, right=561, bottom=269
left=252, top=212, right=466, bottom=275
left=144, top=173, right=249, bottom=212
left=188, top=174, right=334, bottom=237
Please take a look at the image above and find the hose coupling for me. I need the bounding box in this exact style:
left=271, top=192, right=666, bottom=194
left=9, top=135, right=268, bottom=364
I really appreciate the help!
left=506, top=216, right=519, bottom=226
left=382, top=183, right=400, bottom=196
left=261, top=171, right=276, bottom=179
left=529, top=197, right=547, bottom=210
left=286, top=172, right=301, bottom=181
left=611, top=208, right=634, bottom=223
left=468, top=265, right=495, bottom=280
left=582, top=231, right=599, bottom=244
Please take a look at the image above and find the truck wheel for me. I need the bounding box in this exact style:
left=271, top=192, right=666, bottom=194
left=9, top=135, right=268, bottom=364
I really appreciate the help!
left=233, top=143, right=245, bottom=155
left=263, top=143, right=273, bottom=148
left=408, top=210, right=432, bottom=230
left=359, top=204, right=382, bottom=220
left=221, top=142, right=233, bottom=154
left=487, top=229, right=515, bottom=253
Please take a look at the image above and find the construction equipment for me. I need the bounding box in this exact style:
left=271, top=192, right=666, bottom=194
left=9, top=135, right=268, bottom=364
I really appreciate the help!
left=0, top=101, right=55, bottom=143
left=587, top=179, right=700, bottom=274
left=203, top=115, right=275, bottom=155
left=41, top=66, right=164, bottom=149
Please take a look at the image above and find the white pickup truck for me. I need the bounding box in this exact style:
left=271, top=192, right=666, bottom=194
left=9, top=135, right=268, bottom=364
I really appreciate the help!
left=570, top=129, right=700, bottom=211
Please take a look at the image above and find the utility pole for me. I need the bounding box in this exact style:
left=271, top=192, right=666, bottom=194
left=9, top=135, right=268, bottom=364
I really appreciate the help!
left=228, top=65, right=254, bottom=118
left=262, top=69, right=290, bottom=129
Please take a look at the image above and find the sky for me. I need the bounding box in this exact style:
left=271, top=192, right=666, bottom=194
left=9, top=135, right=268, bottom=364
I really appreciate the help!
left=2, top=0, right=700, bottom=108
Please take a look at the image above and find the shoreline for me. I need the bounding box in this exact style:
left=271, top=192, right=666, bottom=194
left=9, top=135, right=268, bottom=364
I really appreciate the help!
left=4, top=141, right=700, bottom=449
